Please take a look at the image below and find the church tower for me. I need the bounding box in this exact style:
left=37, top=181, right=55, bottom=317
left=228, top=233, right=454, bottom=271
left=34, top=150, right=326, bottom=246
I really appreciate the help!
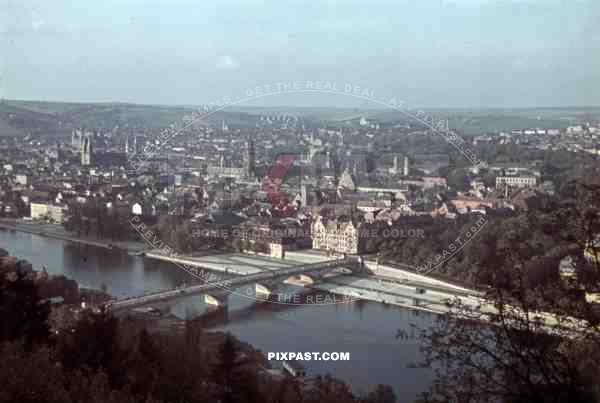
left=72, top=129, right=82, bottom=149
left=244, top=137, right=256, bottom=179
left=81, top=134, right=92, bottom=166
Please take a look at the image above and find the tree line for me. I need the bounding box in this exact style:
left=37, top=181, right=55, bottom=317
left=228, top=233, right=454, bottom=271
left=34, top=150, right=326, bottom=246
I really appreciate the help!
left=415, top=180, right=600, bottom=402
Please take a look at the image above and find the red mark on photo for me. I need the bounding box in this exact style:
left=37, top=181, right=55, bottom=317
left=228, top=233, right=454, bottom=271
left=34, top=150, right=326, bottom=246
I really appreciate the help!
left=262, top=153, right=296, bottom=217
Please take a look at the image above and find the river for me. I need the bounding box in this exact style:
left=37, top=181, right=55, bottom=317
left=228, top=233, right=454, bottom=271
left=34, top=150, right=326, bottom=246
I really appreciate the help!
left=0, top=229, right=433, bottom=399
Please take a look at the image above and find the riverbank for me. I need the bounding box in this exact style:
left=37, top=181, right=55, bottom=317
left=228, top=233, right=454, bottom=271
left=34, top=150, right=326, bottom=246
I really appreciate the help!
left=0, top=220, right=145, bottom=253
left=0, top=228, right=432, bottom=398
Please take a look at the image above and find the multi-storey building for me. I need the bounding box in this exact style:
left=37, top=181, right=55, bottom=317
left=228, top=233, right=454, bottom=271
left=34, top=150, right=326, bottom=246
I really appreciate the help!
left=30, top=203, right=68, bottom=223
left=495, top=175, right=538, bottom=189
left=311, top=216, right=359, bottom=254
left=584, top=239, right=599, bottom=266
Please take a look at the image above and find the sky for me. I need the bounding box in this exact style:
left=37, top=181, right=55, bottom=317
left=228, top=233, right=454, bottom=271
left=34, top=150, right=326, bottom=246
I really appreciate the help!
left=1, top=0, right=599, bottom=108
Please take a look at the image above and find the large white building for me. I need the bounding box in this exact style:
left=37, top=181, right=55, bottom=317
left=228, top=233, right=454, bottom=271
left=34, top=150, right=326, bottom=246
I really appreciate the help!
left=496, top=175, right=538, bottom=189
left=207, top=166, right=245, bottom=178
left=14, top=174, right=28, bottom=186
left=584, top=239, right=599, bottom=265
left=30, top=203, right=68, bottom=223
left=311, top=216, right=359, bottom=254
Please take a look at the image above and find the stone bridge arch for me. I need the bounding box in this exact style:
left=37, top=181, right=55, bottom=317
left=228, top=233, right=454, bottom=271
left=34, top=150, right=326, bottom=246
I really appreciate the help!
left=283, top=273, right=315, bottom=286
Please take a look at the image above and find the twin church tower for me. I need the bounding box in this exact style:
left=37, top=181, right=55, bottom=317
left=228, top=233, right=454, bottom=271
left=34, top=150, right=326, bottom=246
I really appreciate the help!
left=71, top=129, right=92, bottom=166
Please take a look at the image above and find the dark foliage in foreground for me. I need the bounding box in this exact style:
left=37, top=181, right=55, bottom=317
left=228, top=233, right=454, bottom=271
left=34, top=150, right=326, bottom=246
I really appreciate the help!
left=0, top=270, right=397, bottom=403
left=418, top=181, right=600, bottom=402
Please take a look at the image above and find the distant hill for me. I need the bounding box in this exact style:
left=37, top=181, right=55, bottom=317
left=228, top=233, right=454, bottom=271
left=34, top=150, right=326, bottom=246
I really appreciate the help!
left=0, top=99, right=232, bottom=137
left=1, top=99, right=598, bottom=137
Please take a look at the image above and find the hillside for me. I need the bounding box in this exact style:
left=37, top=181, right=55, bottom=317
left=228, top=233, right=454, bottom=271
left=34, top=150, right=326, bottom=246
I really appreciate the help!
left=0, top=100, right=224, bottom=137
left=1, top=99, right=599, bottom=138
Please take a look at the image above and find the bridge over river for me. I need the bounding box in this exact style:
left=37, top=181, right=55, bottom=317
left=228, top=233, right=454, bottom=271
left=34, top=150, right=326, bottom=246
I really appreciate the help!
left=104, top=252, right=583, bottom=338
left=106, top=255, right=361, bottom=312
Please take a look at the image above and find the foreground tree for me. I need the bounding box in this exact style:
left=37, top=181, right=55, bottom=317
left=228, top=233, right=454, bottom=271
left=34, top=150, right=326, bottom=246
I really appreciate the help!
left=0, top=272, right=50, bottom=350
left=0, top=251, right=385, bottom=403
left=58, top=308, right=126, bottom=386
left=305, top=374, right=356, bottom=403
left=420, top=288, right=600, bottom=402
left=418, top=181, right=600, bottom=403
left=0, top=342, right=139, bottom=403
left=212, top=332, right=260, bottom=403
left=363, top=384, right=397, bottom=403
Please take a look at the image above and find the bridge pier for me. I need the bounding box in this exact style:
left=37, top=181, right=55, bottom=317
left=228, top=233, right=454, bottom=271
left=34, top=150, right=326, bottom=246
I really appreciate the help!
left=108, top=256, right=358, bottom=313
left=254, top=279, right=284, bottom=299
left=254, top=283, right=272, bottom=299
left=203, top=290, right=230, bottom=307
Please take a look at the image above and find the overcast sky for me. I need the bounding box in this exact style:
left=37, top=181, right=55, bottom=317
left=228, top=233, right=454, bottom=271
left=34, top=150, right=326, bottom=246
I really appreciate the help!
left=1, top=0, right=599, bottom=108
